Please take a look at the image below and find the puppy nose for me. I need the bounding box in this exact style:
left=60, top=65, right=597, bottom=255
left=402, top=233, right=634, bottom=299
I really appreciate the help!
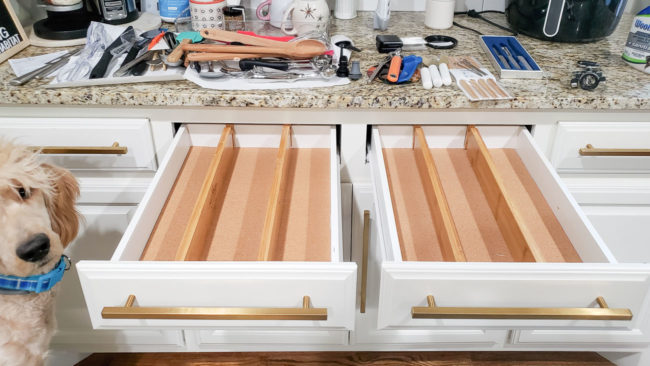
left=16, top=233, right=50, bottom=262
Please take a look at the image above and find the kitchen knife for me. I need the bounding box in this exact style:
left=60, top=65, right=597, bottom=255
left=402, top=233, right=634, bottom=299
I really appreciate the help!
left=118, top=39, right=149, bottom=77
left=90, top=26, right=136, bottom=79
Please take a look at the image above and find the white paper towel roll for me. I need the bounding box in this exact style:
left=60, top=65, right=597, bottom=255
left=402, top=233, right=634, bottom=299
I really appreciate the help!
left=335, top=0, right=358, bottom=19
left=425, top=0, right=455, bottom=30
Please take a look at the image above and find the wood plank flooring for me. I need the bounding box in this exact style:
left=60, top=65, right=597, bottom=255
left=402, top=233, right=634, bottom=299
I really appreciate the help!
left=76, top=352, right=614, bottom=366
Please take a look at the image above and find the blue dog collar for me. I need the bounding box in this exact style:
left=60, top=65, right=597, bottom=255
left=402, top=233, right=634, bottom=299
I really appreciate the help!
left=0, top=255, right=70, bottom=295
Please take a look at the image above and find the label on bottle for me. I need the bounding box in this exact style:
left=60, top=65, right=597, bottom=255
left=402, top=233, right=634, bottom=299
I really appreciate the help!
left=159, top=0, right=190, bottom=20
left=622, top=6, right=650, bottom=73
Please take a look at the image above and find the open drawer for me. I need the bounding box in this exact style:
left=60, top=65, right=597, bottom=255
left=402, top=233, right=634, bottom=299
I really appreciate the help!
left=369, top=125, right=650, bottom=332
left=77, top=124, right=356, bottom=330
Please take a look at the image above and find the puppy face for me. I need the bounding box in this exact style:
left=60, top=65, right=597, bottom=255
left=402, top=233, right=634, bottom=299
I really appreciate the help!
left=0, top=143, right=79, bottom=278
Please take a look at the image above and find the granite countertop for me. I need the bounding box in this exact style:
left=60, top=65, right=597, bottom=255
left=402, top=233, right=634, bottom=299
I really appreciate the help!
left=0, top=12, right=648, bottom=109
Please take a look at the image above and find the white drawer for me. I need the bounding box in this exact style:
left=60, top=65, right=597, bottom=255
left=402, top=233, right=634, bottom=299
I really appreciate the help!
left=77, top=124, right=356, bottom=330
left=0, top=118, right=157, bottom=171
left=369, top=125, right=650, bottom=333
left=551, top=122, right=650, bottom=174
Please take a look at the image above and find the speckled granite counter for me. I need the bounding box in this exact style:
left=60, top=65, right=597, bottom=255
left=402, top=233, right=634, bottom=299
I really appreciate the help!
left=0, top=12, right=648, bottom=109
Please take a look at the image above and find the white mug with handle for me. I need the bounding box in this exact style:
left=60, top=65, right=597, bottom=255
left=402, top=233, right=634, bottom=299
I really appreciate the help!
left=256, top=0, right=293, bottom=28
left=280, top=0, right=329, bottom=36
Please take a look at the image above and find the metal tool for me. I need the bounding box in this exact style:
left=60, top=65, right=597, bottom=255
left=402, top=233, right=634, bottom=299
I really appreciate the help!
left=89, top=26, right=136, bottom=79
left=9, top=47, right=83, bottom=86
left=492, top=46, right=510, bottom=69
left=200, top=61, right=227, bottom=78
left=367, top=54, right=393, bottom=84
left=458, top=59, right=487, bottom=76
left=501, top=45, right=521, bottom=70
left=112, top=51, right=156, bottom=77
left=147, top=52, right=163, bottom=71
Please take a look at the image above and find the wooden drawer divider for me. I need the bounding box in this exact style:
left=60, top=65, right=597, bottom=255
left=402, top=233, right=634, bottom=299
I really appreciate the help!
left=464, top=125, right=543, bottom=262
left=175, top=125, right=235, bottom=261
left=413, top=126, right=466, bottom=262
left=259, top=125, right=292, bottom=261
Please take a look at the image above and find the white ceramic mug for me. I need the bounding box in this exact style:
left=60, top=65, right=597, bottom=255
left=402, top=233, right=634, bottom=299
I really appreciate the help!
left=256, top=0, right=293, bottom=28
left=280, top=0, right=329, bottom=36
left=190, top=0, right=227, bottom=30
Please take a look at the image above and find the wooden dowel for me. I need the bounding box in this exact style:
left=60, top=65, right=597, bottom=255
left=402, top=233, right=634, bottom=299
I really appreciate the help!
left=258, top=125, right=292, bottom=261
left=464, top=125, right=542, bottom=262
left=413, top=126, right=466, bottom=262
left=175, top=125, right=235, bottom=261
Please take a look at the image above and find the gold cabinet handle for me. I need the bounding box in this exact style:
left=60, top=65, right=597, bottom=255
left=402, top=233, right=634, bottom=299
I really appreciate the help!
left=102, top=295, right=327, bottom=321
left=412, top=295, right=632, bottom=321
left=579, top=144, right=650, bottom=156
left=30, top=142, right=128, bottom=155
left=360, top=210, right=370, bottom=314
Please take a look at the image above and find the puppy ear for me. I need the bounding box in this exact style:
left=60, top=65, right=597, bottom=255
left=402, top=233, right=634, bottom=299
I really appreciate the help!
left=43, top=164, right=80, bottom=247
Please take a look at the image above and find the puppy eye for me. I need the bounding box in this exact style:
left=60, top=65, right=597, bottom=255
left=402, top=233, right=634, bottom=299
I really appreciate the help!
left=16, top=187, right=30, bottom=200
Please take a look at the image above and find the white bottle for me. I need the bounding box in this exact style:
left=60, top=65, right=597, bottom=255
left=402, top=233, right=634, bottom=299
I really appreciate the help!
left=622, top=6, right=650, bottom=74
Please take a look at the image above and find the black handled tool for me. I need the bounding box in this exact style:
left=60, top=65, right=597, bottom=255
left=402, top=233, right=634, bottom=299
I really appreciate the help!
left=90, top=26, right=135, bottom=79
left=239, top=59, right=290, bottom=71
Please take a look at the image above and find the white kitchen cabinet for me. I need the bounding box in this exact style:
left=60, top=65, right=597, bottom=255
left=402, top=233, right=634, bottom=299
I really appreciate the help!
left=77, top=124, right=357, bottom=332
left=0, top=118, right=157, bottom=171
left=365, top=125, right=650, bottom=346
left=551, top=122, right=650, bottom=174
left=51, top=205, right=185, bottom=353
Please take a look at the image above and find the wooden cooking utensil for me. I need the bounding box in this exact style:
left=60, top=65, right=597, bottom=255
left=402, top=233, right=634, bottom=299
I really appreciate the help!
left=200, top=29, right=287, bottom=47
left=184, top=42, right=326, bottom=59
left=200, top=29, right=328, bottom=57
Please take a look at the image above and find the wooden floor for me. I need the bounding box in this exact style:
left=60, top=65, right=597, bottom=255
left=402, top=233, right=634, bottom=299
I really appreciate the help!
left=76, top=352, right=614, bottom=366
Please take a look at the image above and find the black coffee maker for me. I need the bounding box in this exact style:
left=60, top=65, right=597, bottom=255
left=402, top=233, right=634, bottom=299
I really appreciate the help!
left=33, top=0, right=139, bottom=41
left=506, top=0, right=628, bottom=42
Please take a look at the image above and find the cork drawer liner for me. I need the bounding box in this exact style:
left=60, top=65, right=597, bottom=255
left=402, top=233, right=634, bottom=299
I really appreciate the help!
left=369, top=125, right=650, bottom=331
left=374, top=125, right=613, bottom=264
left=139, top=124, right=334, bottom=262
left=76, top=124, right=357, bottom=331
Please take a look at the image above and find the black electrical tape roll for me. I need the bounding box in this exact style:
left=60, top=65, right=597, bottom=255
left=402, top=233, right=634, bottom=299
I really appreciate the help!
left=424, top=35, right=458, bottom=49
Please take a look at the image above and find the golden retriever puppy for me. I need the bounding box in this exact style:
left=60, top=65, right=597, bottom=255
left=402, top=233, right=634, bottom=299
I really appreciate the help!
left=0, top=140, right=80, bottom=366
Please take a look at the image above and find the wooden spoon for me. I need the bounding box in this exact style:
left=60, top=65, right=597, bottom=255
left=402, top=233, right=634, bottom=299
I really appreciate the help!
left=198, top=29, right=328, bottom=58
left=183, top=44, right=325, bottom=59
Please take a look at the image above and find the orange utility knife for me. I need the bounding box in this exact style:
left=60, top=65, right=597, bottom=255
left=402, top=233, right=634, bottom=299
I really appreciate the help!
left=386, top=50, right=402, bottom=83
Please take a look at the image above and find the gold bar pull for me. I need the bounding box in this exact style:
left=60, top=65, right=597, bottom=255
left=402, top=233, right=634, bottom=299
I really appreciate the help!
left=30, top=142, right=128, bottom=155
left=579, top=144, right=650, bottom=156
left=102, top=295, right=327, bottom=321
left=412, top=295, right=632, bottom=321
left=360, top=210, right=370, bottom=314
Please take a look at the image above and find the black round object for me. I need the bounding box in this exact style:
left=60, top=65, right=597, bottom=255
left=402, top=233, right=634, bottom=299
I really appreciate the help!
left=424, top=35, right=458, bottom=49
left=33, top=7, right=94, bottom=41
left=505, top=0, right=628, bottom=43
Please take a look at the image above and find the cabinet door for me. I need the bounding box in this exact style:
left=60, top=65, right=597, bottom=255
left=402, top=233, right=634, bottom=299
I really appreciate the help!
left=51, top=205, right=184, bottom=352
left=581, top=205, right=650, bottom=269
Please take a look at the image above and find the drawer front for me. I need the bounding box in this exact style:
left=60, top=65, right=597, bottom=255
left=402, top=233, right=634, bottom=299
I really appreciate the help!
left=77, top=124, right=357, bottom=331
left=0, top=118, right=157, bottom=171
left=78, top=261, right=356, bottom=330
left=378, top=262, right=650, bottom=330
left=551, top=122, right=650, bottom=174
left=370, top=125, right=650, bottom=332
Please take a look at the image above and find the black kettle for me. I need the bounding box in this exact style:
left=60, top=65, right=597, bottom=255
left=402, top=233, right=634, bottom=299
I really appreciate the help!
left=506, top=0, right=628, bottom=42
